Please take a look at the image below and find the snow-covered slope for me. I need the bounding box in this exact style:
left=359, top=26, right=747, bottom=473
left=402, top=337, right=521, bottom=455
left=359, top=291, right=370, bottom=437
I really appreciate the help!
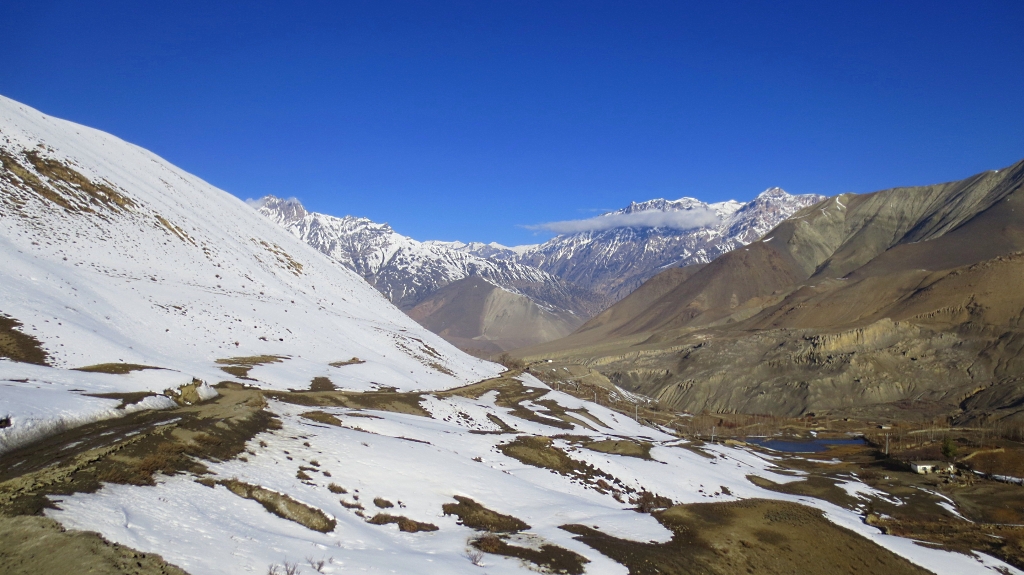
left=517, top=189, right=824, bottom=300
left=39, top=372, right=1018, bottom=575
left=0, top=95, right=500, bottom=452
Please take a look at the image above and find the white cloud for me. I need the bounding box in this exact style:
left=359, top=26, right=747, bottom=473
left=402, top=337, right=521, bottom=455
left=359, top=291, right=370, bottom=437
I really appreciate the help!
left=524, top=208, right=722, bottom=234
left=244, top=196, right=301, bottom=209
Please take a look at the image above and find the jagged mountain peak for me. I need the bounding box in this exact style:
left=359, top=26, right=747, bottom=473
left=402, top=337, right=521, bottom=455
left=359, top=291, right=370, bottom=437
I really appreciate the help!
left=619, top=196, right=708, bottom=214
left=249, top=195, right=308, bottom=225
left=755, top=186, right=788, bottom=198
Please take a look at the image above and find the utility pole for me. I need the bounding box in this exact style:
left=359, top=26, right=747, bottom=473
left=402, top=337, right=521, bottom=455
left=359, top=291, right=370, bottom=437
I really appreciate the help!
left=885, top=433, right=890, bottom=456
left=634, top=403, right=638, bottom=422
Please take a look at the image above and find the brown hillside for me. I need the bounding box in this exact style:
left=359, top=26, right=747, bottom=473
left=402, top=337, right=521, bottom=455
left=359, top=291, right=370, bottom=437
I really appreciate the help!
left=519, top=159, right=1024, bottom=424
left=407, top=276, right=583, bottom=355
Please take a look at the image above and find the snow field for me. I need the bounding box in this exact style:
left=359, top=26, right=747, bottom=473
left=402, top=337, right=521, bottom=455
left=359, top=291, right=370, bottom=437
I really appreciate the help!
left=47, top=377, right=1023, bottom=575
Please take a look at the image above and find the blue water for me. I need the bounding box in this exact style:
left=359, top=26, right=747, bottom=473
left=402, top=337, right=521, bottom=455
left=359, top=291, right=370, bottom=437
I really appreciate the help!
left=745, top=437, right=866, bottom=453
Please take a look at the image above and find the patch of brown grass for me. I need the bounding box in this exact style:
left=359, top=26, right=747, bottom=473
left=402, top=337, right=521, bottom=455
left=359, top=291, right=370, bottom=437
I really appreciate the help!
left=218, top=365, right=252, bottom=379
left=470, top=533, right=588, bottom=575
left=367, top=513, right=439, bottom=532
left=330, top=357, right=366, bottom=367
left=746, top=474, right=860, bottom=511
left=85, top=391, right=160, bottom=409
left=486, top=414, right=518, bottom=433
left=583, top=439, right=653, bottom=460
left=0, top=148, right=137, bottom=215
left=300, top=411, right=342, bottom=426
left=0, top=385, right=279, bottom=521
left=253, top=239, right=304, bottom=275
left=154, top=214, right=196, bottom=245
left=633, top=490, right=673, bottom=513
left=0, top=314, right=49, bottom=366
left=96, top=465, right=153, bottom=486
left=266, top=389, right=428, bottom=417
left=23, top=150, right=137, bottom=212
left=563, top=499, right=933, bottom=575
left=309, top=377, right=336, bottom=392
left=221, top=479, right=335, bottom=533
left=499, top=436, right=628, bottom=494
left=215, top=355, right=287, bottom=379
left=74, top=363, right=163, bottom=374
left=441, top=496, right=529, bottom=533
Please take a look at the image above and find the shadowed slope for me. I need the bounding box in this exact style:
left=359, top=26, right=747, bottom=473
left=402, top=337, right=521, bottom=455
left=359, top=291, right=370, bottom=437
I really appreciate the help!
left=406, top=276, right=583, bottom=354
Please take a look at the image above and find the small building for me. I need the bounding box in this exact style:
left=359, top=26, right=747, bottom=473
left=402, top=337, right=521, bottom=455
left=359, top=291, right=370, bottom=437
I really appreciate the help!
left=910, top=461, right=954, bottom=474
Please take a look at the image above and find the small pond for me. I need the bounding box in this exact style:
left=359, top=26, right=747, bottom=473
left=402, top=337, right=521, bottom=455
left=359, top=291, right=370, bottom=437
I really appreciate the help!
left=744, top=437, right=866, bottom=453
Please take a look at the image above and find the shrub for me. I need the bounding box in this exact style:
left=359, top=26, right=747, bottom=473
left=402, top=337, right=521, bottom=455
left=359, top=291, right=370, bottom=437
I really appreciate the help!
left=496, top=353, right=526, bottom=370
left=941, top=436, right=958, bottom=460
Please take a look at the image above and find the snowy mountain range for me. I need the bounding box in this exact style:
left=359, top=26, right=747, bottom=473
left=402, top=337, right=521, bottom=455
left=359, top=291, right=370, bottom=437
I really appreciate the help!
left=254, top=188, right=821, bottom=351
left=251, top=196, right=603, bottom=317
left=515, top=188, right=824, bottom=300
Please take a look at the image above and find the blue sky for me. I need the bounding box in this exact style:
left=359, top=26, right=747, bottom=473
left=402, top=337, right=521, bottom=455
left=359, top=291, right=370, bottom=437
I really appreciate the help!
left=3, top=1, right=1023, bottom=246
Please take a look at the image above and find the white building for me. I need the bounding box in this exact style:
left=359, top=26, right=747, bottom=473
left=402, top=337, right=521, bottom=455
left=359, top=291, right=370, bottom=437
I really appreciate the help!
left=910, top=461, right=954, bottom=474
